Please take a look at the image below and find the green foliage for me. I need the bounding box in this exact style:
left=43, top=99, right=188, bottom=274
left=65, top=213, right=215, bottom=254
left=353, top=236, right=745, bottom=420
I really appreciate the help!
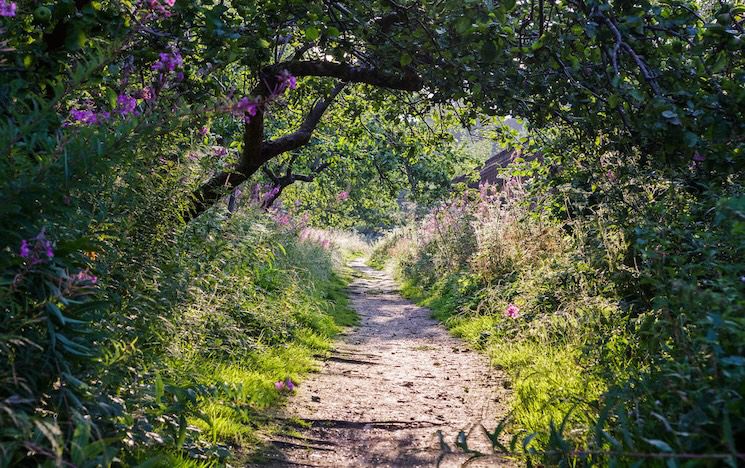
left=1, top=197, right=355, bottom=465
left=374, top=166, right=745, bottom=464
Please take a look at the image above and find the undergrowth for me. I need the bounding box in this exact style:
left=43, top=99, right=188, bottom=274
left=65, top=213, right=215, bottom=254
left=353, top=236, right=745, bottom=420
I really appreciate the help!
left=372, top=176, right=745, bottom=466
left=1, top=205, right=357, bottom=466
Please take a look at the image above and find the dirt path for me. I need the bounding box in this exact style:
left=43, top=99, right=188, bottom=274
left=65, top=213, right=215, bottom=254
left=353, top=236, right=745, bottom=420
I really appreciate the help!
left=259, top=259, right=513, bottom=467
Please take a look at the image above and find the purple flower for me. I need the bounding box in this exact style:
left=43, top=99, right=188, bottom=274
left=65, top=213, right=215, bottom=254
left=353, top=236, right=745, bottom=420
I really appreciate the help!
left=146, top=0, right=174, bottom=17
left=276, top=70, right=297, bottom=93
left=19, top=240, right=30, bottom=258
left=337, top=191, right=349, bottom=201
left=504, top=304, right=520, bottom=318
left=692, top=151, right=705, bottom=162
left=19, top=229, right=54, bottom=264
left=274, top=381, right=285, bottom=391
left=69, top=109, right=99, bottom=125
left=152, top=51, right=183, bottom=73
left=198, top=126, right=209, bottom=136
left=284, top=378, right=295, bottom=391
left=213, top=146, right=227, bottom=157
left=0, top=0, right=17, bottom=17
left=116, top=94, right=137, bottom=115
left=234, top=97, right=259, bottom=117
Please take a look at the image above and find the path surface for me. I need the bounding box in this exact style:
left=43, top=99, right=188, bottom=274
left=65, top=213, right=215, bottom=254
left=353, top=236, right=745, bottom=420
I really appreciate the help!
left=259, top=259, right=513, bottom=467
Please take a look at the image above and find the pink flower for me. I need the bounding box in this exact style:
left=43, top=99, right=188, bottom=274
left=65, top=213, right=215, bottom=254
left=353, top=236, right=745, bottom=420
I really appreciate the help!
left=0, top=0, right=16, bottom=17
left=72, top=270, right=98, bottom=285
left=145, top=0, right=174, bottom=17
left=138, top=87, right=155, bottom=101
left=337, top=191, right=350, bottom=201
left=504, top=304, right=520, bottom=318
left=275, top=379, right=295, bottom=392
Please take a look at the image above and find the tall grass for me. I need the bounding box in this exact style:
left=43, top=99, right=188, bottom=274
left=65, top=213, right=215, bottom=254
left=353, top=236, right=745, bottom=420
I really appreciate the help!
left=0, top=203, right=357, bottom=466
left=372, top=177, right=745, bottom=465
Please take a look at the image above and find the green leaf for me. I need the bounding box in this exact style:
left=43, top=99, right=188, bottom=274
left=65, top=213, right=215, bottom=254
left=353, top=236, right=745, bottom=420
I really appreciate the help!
left=400, top=52, right=413, bottom=67
left=305, top=26, right=320, bottom=41
left=643, top=438, right=673, bottom=452
left=481, top=41, right=498, bottom=61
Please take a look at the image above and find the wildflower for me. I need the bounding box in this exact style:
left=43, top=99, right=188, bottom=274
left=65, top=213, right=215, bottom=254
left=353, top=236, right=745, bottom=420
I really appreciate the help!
left=692, top=151, right=705, bottom=162
left=213, top=146, right=227, bottom=157
left=198, top=126, right=209, bottom=136
left=19, top=229, right=54, bottom=264
left=504, top=303, right=520, bottom=318
left=72, top=270, right=98, bottom=285
left=0, top=0, right=16, bottom=16
left=337, top=191, right=350, bottom=202
left=234, top=97, right=259, bottom=120
left=69, top=109, right=99, bottom=125
left=274, top=213, right=291, bottom=226
left=285, top=378, right=295, bottom=391
left=274, top=381, right=285, bottom=391
left=276, top=70, right=297, bottom=93
left=145, top=0, right=174, bottom=17
left=116, top=94, right=137, bottom=115
left=263, top=185, right=280, bottom=201
left=138, top=87, right=155, bottom=101
left=19, top=240, right=30, bottom=258
left=152, top=50, right=183, bottom=73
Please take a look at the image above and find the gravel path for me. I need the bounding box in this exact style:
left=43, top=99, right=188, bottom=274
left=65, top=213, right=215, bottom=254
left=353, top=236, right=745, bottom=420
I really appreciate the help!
left=258, top=259, right=513, bottom=467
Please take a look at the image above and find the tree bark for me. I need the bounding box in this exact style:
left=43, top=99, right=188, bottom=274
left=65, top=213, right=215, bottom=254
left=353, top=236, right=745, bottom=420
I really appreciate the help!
left=183, top=60, right=422, bottom=222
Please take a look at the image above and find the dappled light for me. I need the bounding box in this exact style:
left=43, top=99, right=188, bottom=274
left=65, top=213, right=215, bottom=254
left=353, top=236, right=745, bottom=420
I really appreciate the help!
left=1, top=0, right=743, bottom=466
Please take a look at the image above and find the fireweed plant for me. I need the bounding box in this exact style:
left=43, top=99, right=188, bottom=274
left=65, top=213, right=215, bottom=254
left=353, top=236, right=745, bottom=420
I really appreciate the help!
left=1, top=0, right=744, bottom=465
left=0, top=2, right=344, bottom=466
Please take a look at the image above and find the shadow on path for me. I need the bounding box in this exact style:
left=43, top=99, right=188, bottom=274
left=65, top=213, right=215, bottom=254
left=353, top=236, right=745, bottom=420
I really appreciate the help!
left=254, top=259, right=514, bottom=467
